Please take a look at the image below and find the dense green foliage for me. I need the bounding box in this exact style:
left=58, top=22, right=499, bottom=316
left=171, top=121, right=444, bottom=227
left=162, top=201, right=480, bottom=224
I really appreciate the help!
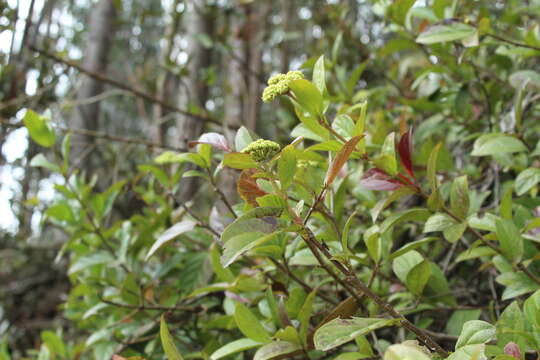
left=2, top=0, right=540, bottom=359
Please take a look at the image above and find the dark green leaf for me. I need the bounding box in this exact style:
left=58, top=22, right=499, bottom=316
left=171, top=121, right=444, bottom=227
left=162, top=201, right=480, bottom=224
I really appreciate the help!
left=234, top=303, right=271, bottom=343
left=160, top=315, right=184, bottom=360
left=495, top=218, right=523, bottom=263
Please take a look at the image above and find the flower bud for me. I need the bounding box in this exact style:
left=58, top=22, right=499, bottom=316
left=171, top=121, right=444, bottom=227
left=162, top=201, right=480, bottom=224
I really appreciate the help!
left=242, top=139, right=281, bottom=162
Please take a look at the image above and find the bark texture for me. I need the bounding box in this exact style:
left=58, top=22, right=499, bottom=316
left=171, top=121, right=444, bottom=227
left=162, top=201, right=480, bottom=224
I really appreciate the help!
left=71, top=0, right=116, bottom=170
left=177, top=0, right=214, bottom=201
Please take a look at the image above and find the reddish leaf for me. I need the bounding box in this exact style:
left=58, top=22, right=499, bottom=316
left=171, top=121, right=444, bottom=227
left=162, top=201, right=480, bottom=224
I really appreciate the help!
left=325, top=136, right=363, bottom=187
left=504, top=342, right=521, bottom=359
left=398, top=128, right=415, bottom=179
left=237, top=169, right=267, bottom=206
left=359, top=168, right=403, bottom=191
left=188, top=132, right=231, bottom=152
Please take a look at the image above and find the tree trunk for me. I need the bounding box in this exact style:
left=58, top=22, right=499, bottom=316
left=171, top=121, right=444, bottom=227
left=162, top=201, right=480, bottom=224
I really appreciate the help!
left=70, top=0, right=116, bottom=171
left=279, top=0, right=292, bottom=74
left=176, top=0, right=214, bottom=202
left=151, top=0, right=180, bottom=145
left=245, top=2, right=270, bottom=132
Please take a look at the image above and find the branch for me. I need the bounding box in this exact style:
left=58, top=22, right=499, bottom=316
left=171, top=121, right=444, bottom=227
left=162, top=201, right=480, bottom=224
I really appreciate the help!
left=100, top=297, right=199, bottom=312
left=299, top=227, right=449, bottom=358
left=1, top=118, right=187, bottom=152
left=29, top=46, right=235, bottom=129
left=486, top=33, right=540, bottom=52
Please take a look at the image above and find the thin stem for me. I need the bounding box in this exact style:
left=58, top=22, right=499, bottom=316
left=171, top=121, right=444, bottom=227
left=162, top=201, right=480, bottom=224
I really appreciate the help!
left=206, top=168, right=238, bottom=218
left=100, top=297, right=198, bottom=312
left=486, top=33, right=540, bottom=52
left=299, top=227, right=449, bottom=358
left=1, top=118, right=187, bottom=152
left=270, top=258, right=337, bottom=305
left=29, top=46, right=231, bottom=129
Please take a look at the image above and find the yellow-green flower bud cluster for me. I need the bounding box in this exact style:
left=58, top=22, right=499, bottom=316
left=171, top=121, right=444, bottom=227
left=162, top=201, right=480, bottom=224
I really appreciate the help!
left=242, top=139, right=281, bottom=162
left=262, top=70, right=304, bottom=103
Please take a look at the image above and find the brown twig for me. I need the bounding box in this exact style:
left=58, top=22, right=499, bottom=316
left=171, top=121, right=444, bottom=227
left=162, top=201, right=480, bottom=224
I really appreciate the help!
left=299, top=227, right=449, bottom=358
left=1, top=118, right=188, bottom=152
left=270, top=258, right=337, bottom=305
left=486, top=33, right=540, bottom=52
left=29, top=46, right=234, bottom=129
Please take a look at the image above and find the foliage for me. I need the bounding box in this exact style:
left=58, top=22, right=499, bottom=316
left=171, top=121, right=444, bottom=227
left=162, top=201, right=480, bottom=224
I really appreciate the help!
left=3, top=0, right=540, bottom=359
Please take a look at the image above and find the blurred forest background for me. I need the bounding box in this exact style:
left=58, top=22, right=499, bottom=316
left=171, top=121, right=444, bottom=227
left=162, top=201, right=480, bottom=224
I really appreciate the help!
left=1, top=0, right=539, bottom=358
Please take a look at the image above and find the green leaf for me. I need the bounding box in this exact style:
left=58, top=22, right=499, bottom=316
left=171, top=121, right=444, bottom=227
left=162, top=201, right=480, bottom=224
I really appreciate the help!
left=220, top=207, right=286, bottom=267
left=363, top=226, right=381, bottom=262
left=499, top=187, right=513, bottom=220
left=332, top=31, right=343, bottom=63
left=223, top=152, right=258, bottom=169
left=495, top=218, right=523, bottom=263
left=443, top=222, right=467, bottom=243
left=313, top=55, right=326, bottom=95
left=471, top=134, right=527, bottom=156
left=41, top=331, right=66, bottom=357
left=389, top=237, right=438, bottom=260
left=496, top=272, right=538, bottom=300
left=389, top=0, right=416, bottom=26
left=278, top=145, right=297, bottom=190
left=23, top=110, right=56, bottom=147
left=446, top=310, right=482, bottom=336
left=406, top=260, right=431, bottom=295
left=392, top=250, right=423, bottom=284
left=509, top=70, right=540, bottom=90
left=447, top=344, right=486, bottom=360
left=160, top=315, right=184, bottom=360
left=426, top=262, right=456, bottom=306
left=314, top=317, right=396, bottom=351
left=523, top=290, right=540, bottom=328
left=332, top=114, right=356, bottom=139
left=416, top=23, right=476, bottom=44
left=68, top=251, right=114, bottom=275
left=30, top=154, right=61, bottom=173
left=424, top=213, right=456, bottom=233
left=373, top=132, right=398, bottom=175
left=210, top=338, right=262, bottom=360
left=342, top=211, right=357, bottom=253
left=515, top=168, right=540, bottom=196
left=146, top=219, right=197, bottom=260
left=451, top=176, right=469, bottom=219
left=61, top=133, right=71, bottom=169
left=155, top=151, right=207, bottom=168
left=497, top=301, right=525, bottom=349
left=289, top=79, right=324, bottom=117
left=455, top=320, right=495, bottom=349
left=138, top=164, right=170, bottom=188
left=298, top=289, right=317, bottom=346
left=253, top=341, right=302, bottom=360
left=222, top=231, right=282, bottom=268
left=46, top=203, right=75, bottom=223
left=234, top=303, right=271, bottom=343
left=384, top=342, right=432, bottom=360
left=455, top=246, right=497, bottom=263
left=371, top=187, right=416, bottom=222
left=235, top=126, right=254, bottom=152
left=381, top=208, right=431, bottom=235
left=427, top=143, right=442, bottom=192
left=353, top=102, right=367, bottom=136
left=210, top=244, right=235, bottom=283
